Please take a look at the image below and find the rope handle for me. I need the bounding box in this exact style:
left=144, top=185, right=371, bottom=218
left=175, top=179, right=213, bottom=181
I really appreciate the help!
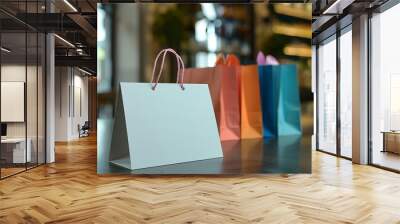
left=150, top=48, right=185, bottom=90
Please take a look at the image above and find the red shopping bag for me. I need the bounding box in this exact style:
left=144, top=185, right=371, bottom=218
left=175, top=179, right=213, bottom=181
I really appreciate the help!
left=184, top=65, right=241, bottom=141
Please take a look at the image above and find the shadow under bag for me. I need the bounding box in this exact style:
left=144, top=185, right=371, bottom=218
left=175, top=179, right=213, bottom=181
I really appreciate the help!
left=110, top=49, right=223, bottom=170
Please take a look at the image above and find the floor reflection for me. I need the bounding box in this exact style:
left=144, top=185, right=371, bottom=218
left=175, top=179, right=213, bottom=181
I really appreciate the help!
left=97, top=119, right=311, bottom=174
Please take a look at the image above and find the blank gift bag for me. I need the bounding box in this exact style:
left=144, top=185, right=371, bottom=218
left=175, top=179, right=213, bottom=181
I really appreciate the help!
left=110, top=49, right=223, bottom=170
left=240, top=65, right=263, bottom=139
left=184, top=65, right=241, bottom=141
left=258, top=64, right=302, bottom=137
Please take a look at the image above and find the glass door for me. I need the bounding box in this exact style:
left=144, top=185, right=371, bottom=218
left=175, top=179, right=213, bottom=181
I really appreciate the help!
left=1, top=30, right=28, bottom=178
left=0, top=1, right=46, bottom=179
left=317, top=35, right=337, bottom=154
left=339, top=27, right=352, bottom=158
left=38, top=32, right=46, bottom=166
left=27, top=30, right=38, bottom=170
left=370, top=3, right=400, bottom=171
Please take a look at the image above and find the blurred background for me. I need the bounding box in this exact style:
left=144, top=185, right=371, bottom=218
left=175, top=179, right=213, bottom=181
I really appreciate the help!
left=97, top=3, right=313, bottom=134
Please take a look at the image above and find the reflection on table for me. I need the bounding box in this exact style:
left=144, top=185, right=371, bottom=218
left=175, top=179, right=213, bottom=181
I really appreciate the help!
left=98, top=119, right=311, bottom=175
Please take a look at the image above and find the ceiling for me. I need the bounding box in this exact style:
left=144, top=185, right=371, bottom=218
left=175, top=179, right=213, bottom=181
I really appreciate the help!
left=0, top=0, right=97, bottom=74
left=5, top=0, right=388, bottom=73
left=311, top=0, right=389, bottom=43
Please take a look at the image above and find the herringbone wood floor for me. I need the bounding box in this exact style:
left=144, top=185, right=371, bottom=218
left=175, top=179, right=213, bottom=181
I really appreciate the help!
left=1, top=135, right=400, bottom=224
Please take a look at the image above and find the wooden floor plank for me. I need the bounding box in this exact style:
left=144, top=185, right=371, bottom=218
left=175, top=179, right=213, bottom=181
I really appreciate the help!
left=0, top=135, right=400, bottom=223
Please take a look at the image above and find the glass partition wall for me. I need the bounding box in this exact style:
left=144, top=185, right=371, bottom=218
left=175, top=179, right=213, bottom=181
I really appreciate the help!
left=0, top=4, right=46, bottom=179
left=316, top=0, right=400, bottom=171
left=316, top=26, right=352, bottom=159
left=339, top=27, right=352, bottom=159
left=1, top=31, right=27, bottom=177
left=317, top=35, right=337, bottom=155
left=370, top=3, right=400, bottom=171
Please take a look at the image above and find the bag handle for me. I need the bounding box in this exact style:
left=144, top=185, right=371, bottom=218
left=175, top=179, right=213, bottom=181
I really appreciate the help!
left=151, top=48, right=185, bottom=90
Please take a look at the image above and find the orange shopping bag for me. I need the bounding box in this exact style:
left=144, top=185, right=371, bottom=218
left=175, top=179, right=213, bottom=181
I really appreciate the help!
left=226, top=54, right=263, bottom=139
left=239, top=65, right=263, bottom=139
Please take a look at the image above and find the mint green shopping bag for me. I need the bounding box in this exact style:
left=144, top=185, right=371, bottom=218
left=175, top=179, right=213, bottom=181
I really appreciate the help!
left=110, top=49, right=223, bottom=170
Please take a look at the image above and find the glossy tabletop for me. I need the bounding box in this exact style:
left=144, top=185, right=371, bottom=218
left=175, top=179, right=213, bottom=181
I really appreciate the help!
left=98, top=119, right=311, bottom=174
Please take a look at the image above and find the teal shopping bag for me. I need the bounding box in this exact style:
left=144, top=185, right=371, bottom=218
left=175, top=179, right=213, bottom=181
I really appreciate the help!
left=110, top=49, right=223, bottom=170
left=258, top=64, right=302, bottom=137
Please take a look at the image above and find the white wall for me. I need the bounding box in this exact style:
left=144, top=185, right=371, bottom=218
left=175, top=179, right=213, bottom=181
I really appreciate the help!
left=71, top=73, right=89, bottom=138
left=1, top=64, right=46, bottom=164
left=1, top=65, right=40, bottom=138
left=55, top=66, right=69, bottom=141
left=1, top=65, right=26, bottom=134
left=55, top=67, right=89, bottom=141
